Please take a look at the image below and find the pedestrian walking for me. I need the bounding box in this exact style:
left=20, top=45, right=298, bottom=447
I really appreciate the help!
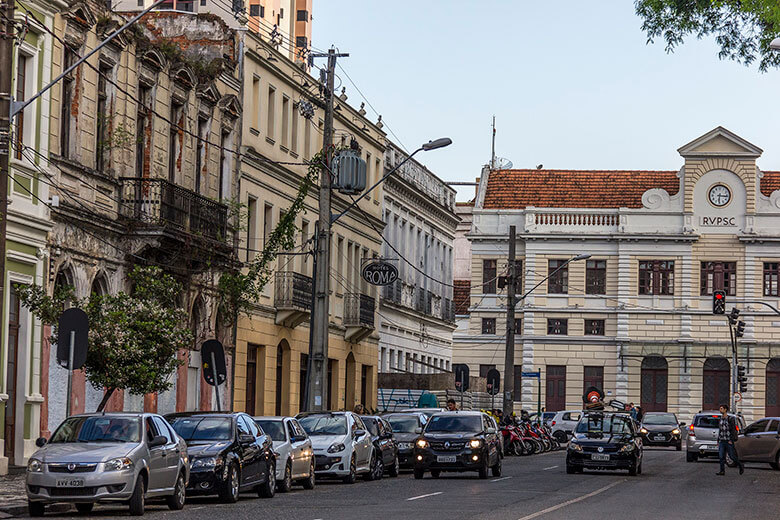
left=446, top=398, right=458, bottom=411
left=716, top=404, right=744, bottom=476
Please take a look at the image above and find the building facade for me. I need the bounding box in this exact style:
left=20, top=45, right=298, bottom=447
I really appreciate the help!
left=378, top=141, right=458, bottom=376
left=453, top=127, right=780, bottom=423
left=232, top=30, right=385, bottom=416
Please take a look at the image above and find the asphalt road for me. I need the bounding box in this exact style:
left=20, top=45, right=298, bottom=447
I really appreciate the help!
left=30, top=448, right=780, bottom=520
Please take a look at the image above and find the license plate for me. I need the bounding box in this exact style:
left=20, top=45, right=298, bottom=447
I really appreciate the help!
left=591, top=454, right=610, bottom=461
left=436, top=455, right=457, bottom=463
left=56, top=478, right=84, bottom=488
left=702, top=444, right=716, bottom=451
left=654, top=435, right=665, bottom=440
left=398, top=443, right=411, bottom=450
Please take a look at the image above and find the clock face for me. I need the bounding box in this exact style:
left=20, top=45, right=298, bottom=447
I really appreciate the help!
left=708, top=184, right=731, bottom=207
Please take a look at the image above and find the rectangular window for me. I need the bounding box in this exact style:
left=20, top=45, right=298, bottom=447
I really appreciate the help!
left=15, top=54, right=27, bottom=160
left=547, top=318, right=568, bottom=335
left=584, top=319, right=605, bottom=336
left=700, top=261, right=737, bottom=296
left=583, top=366, right=604, bottom=392
left=513, top=365, right=522, bottom=401
left=296, top=9, right=308, bottom=21
left=263, top=203, right=273, bottom=249
left=296, top=36, right=308, bottom=48
left=764, top=262, right=779, bottom=297
left=586, top=259, right=606, bottom=295
left=247, top=197, right=257, bottom=262
left=479, top=364, right=496, bottom=378
left=281, top=95, right=289, bottom=148
left=195, top=117, right=207, bottom=194
left=251, top=76, right=260, bottom=128
left=483, top=259, right=497, bottom=294
left=168, top=101, right=182, bottom=182
left=219, top=129, right=230, bottom=200
left=61, top=47, right=76, bottom=158
left=514, top=318, right=522, bottom=334
left=266, top=86, right=276, bottom=139
left=638, top=260, right=675, bottom=295
left=548, top=259, right=568, bottom=294
left=135, top=84, right=152, bottom=178
left=303, top=119, right=311, bottom=159
left=290, top=106, right=298, bottom=153
left=481, top=318, right=496, bottom=335
left=249, top=4, right=259, bottom=16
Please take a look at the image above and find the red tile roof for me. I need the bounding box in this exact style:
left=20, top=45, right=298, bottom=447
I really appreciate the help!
left=761, top=171, right=780, bottom=196
left=483, top=169, right=680, bottom=209
left=454, top=280, right=470, bottom=315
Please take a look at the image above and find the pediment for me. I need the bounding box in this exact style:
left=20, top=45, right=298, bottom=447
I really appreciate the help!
left=678, top=126, right=762, bottom=159
left=218, top=94, right=241, bottom=119
left=197, top=82, right=221, bottom=106
left=170, top=64, right=196, bottom=91
left=139, top=49, right=166, bottom=72
left=97, top=19, right=129, bottom=50
left=63, top=2, right=97, bottom=31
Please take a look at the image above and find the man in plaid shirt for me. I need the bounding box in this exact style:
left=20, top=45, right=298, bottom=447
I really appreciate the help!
left=716, top=404, right=744, bottom=475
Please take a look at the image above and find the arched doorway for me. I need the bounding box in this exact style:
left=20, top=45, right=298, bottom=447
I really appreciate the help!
left=345, top=352, right=356, bottom=411
left=641, top=356, right=668, bottom=412
left=766, top=359, right=780, bottom=417
left=703, top=357, right=730, bottom=411
left=275, top=340, right=291, bottom=415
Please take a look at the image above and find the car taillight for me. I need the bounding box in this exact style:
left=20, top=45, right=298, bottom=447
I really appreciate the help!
left=688, top=424, right=695, bottom=437
left=551, top=421, right=556, bottom=426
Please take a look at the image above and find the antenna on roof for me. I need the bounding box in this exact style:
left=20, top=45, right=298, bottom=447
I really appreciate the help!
left=491, top=115, right=496, bottom=170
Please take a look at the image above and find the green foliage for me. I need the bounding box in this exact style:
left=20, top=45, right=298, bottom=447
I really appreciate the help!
left=14, top=283, right=74, bottom=328
left=635, top=0, right=780, bottom=71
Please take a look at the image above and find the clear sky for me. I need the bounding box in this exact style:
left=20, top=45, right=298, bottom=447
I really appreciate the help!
left=311, top=0, right=780, bottom=201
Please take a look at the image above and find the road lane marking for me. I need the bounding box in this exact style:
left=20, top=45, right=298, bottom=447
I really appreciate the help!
left=516, top=480, right=624, bottom=520
left=406, top=491, right=443, bottom=501
left=491, top=476, right=512, bottom=482
left=543, top=465, right=558, bottom=470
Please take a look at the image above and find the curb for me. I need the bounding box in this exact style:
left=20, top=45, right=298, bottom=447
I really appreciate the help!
left=0, top=503, right=72, bottom=518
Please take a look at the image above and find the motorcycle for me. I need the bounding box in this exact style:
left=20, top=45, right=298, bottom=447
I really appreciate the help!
left=500, top=424, right=525, bottom=456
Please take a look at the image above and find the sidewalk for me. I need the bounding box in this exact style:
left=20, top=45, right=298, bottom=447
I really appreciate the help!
left=0, top=474, right=70, bottom=518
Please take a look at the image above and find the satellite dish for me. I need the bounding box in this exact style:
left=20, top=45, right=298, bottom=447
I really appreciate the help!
left=495, top=157, right=513, bottom=169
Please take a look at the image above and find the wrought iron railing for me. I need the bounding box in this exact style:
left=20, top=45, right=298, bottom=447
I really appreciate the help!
left=274, top=272, right=313, bottom=310
left=119, top=178, right=228, bottom=241
left=344, top=292, right=375, bottom=328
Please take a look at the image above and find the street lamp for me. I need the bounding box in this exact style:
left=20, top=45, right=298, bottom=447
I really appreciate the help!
left=330, top=137, right=452, bottom=224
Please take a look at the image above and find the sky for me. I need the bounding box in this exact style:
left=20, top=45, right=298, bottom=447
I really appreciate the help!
left=311, top=1, right=780, bottom=201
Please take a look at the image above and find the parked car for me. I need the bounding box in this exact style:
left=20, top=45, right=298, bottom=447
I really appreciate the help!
left=26, top=413, right=189, bottom=517
left=549, top=410, right=582, bottom=443
left=384, top=412, right=427, bottom=468
left=735, top=417, right=780, bottom=469
left=566, top=411, right=643, bottom=475
left=401, top=408, right=446, bottom=419
left=253, top=416, right=315, bottom=492
left=296, top=411, right=374, bottom=483
left=166, top=412, right=276, bottom=502
left=413, top=411, right=502, bottom=479
left=639, top=412, right=684, bottom=450
left=360, top=415, right=400, bottom=478
left=686, top=411, right=746, bottom=462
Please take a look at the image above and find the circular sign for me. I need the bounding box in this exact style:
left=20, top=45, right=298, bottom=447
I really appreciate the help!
left=361, top=260, right=399, bottom=286
left=587, top=391, right=600, bottom=403
left=734, top=392, right=742, bottom=403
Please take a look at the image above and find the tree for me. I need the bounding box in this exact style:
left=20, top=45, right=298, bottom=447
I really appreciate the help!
left=635, top=0, right=780, bottom=71
left=17, top=266, right=193, bottom=412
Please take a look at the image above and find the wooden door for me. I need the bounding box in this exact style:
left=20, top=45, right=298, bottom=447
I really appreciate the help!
left=766, top=359, right=780, bottom=417
left=4, top=287, right=20, bottom=463
left=546, top=365, right=566, bottom=412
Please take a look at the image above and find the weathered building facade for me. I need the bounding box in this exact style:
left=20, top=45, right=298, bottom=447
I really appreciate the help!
left=454, top=127, right=780, bottom=422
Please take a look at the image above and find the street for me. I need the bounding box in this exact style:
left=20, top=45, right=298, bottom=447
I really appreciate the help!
left=27, top=448, right=780, bottom=520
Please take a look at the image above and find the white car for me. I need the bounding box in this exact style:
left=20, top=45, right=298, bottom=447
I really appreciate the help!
left=296, top=412, right=374, bottom=483
left=550, top=410, right=582, bottom=443
left=253, top=416, right=315, bottom=492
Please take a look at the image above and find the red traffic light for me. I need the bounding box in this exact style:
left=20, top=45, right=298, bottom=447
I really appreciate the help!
left=715, top=293, right=723, bottom=299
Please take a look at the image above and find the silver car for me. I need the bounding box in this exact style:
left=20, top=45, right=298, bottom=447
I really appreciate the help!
left=686, top=411, right=746, bottom=462
left=253, top=416, right=315, bottom=492
left=26, top=413, right=189, bottom=517
left=296, top=411, right=373, bottom=483
left=735, top=417, right=780, bottom=468
left=549, top=410, right=582, bottom=443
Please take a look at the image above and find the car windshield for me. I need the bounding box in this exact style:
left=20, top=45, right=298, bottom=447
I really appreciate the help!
left=425, top=415, right=482, bottom=433
left=575, top=415, right=633, bottom=435
left=387, top=416, right=419, bottom=433
left=695, top=415, right=722, bottom=428
left=50, top=416, right=141, bottom=443
left=298, top=415, right=347, bottom=436
left=170, top=417, right=233, bottom=441
left=362, top=418, right=380, bottom=436
left=643, top=414, right=677, bottom=425
left=254, top=420, right=285, bottom=442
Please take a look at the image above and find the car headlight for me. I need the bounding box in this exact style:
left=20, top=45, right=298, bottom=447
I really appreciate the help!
left=469, top=439, right=482, bottom=449
left=327, top=443, right=345, bottom=454
left=639, top=428, right=648, bottom=434
left=619, top=444, right=634, bottom=453
left=191, top=456, right=222, bottom=469
left=416, top=439, right=429, bottom=449
left=105, top=457, right=133, bottom=471
left=568, top=443, right=583, bottom=452
left=27, top=458, right=43, bottom=473
left=672, top=428, right=681, bottom=435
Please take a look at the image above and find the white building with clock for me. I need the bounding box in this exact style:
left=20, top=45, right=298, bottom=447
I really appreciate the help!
left=452, top=126, right=780, bottom=422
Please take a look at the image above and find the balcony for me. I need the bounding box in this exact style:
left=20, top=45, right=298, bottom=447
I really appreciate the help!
left=344, top=292, right=375, bottom=343
left=119, top=178, right=228, bottom=243
left=525, top=208, right=620, bottom=234
left=274, top=272, right=313, bottom=328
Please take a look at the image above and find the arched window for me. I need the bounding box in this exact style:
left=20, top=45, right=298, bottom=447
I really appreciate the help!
left=703, top=357, right=730, bottom=411
left=54, top=266, right=75, bottom=308
left=90, top=273, right=109, bottom=297
left=641, top=356, right=668, bottom=412
left=766, top=359, right=780, bottom=417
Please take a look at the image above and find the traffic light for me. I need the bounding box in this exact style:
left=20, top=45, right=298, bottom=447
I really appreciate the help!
left=736, top=320, right=746, bottom=338
left=713, top=290, right=726, bottom=314
left=729, top=307, right=740, bottom=325
left=738, top=364, right=748, bottom=393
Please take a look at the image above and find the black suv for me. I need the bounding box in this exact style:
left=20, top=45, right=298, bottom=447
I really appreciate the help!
left=566, top=411, right=643, bottom=476
left=413, top=411, right=502, bottom=479
left=639, top=412, right=684, bottom=450
left=166, top=412, right=276, bottom=502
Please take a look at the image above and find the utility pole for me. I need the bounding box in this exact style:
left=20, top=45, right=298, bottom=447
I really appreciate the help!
left=306, top=48, right=347, bottom=412
left=502, top=225, right=516, bottom=417
left=0, top=0, right=15, bottom=354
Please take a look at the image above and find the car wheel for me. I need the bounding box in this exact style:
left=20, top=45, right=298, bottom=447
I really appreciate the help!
left=366, top=452, right=383, bottom=481
left=491, top=457, right=502, bottom=477
left=166, top=472, right=186, bottom=510
left=413, top=468, right=425, bottom=479
left=554, top=431, right=568, bottom=444
left=566, top=464, right=576, bottom=474
left=342, top=455, right=357, bottom=484
left=258, top=460, right=276, bottom=498
left=389, top=455, right=400, bottom=478
left=301, top=459, right=316, bottom=489
left=686, top=451, right=698, bottom=462
left=278, top=461, right=292, bottom=493
left=430, top=469, right=441, bottom=478
left=28, top=501, right=45, bottom=517
left=128, top=474, right=146, bottom=516
left=628, top=461, right=638, bottom=476
left=478, top=458, right=489, bottom=479
left=219, top=463, right=240, bottom=503
left=75, top=503, right=94, bottom=514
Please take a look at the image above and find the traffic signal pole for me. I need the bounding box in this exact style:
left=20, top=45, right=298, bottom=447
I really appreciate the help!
left=729, top=317, right=737, bottom=412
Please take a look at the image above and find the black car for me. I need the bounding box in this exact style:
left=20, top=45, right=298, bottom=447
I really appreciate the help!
left=166, top=412, right=276, bottom=502
left=566, top=411, right=643, bottom=476
left=385, top=412, right=427, bottom=468
left=361, top=415, right=400, bottom=478
left=413, top=411, right=502, bottom=479
left=639, top=412, right=684, bottom=450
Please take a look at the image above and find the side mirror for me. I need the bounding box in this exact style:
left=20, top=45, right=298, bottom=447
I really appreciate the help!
left=35, top=437, right=47, bottom=448
left=148, top=435, right=167, bottom=448
left=414, top=427, right=422, bottom=434
left=239, top=434, right=255, bottom=444
left=354, top=429, right=366, bottom=438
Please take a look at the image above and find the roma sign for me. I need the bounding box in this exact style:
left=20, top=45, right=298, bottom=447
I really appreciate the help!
left=361, top=259, right=399, bottom=286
